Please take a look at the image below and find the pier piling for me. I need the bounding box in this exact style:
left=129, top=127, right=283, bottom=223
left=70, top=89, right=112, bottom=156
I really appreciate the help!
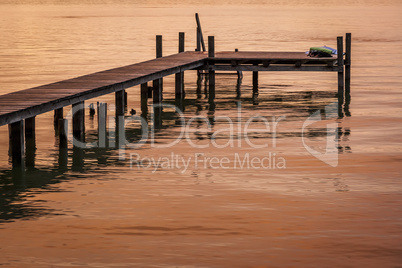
left=253, top=63, right=259, bottom=91
left=54, top=108, right=63, bottom=126
left=153, top=35, right=163, bottom=103
left=58, top=119, right=68, bottom=171
left=208, top=36, right=215, bottom=100
left=9, top=120, right=24, bottom=167
left=72, top=101, right=85, bottom=143
left=25, top=116, right=36, bottom=169
left=337, top=36, right=344, bottom=104
left=175, top=32, right=185, bottom=99
left=115, top=90, right=125, bottom=116
left=345, top=33, right=351, bottom=98
left=98, top=102, right=107, bottom=148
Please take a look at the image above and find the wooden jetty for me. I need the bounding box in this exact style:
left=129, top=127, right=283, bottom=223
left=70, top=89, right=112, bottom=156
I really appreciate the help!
left=0, top=14, right=351, bottom=168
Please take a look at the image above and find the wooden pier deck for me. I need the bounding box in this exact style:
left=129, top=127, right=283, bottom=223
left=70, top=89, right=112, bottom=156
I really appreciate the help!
left=0, top=51, right=341, bottom=126
left=0, top=51, right=207, bottom=126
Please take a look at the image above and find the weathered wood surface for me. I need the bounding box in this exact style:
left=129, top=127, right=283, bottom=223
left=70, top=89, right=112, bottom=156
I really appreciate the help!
left=0, top=51, right=341, bottom=126
left=0, top=51, right=207, bottom=126
left=213, top=51, right=337, bottom=65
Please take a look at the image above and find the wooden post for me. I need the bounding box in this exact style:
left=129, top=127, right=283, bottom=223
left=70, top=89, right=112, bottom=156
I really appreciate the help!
left=179, top=32, right=185, bottom=53
left=9, top=120, right=24, bottom=167
left=208, top=36, right=215, bottom=100
left=141, top=83, right=148, bottom=103
left=115, top=90, right=125, bottom=116
left=115, top=115, right=125, bottom=150
left=58, top=118, right=68, bottom=146
left=25, top=116, right=35, bottom=140
left=345, top=33, right=351, bottom=97
left=57, top=118, right=68, bottom=171
left=156, top=35, right=162, bottom=58
left=124, top=90, right=128, bottom=110
left=195, top=13, right=206, bottom=52
left=153, top=35, right=163, bottom=103
left=175, top=72, right=184, bottom=99
left=337, top=36, right=344, bottom=103
left=153, top=79, right=162, bottom=103
left=54, top=108, right=63, bottom=126
left=98, top=102, right=107, bottom=148
left=25, top=116, right=36, bottom=169
left=196, top=27, right=201, bottom=52
left=72, top=101, right=85, bottom=143
left=175, top=32, right=185, bottom=99
left=140, top=83, right=149, bottom=120
left=208, top=36, right=215, bottom=58
left=253, top=64, right=258, bottom=91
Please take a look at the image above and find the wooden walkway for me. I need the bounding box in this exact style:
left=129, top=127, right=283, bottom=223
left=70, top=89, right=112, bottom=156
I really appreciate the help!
left=0, top=51, right=342, bottom=127
left=0, top=51, right=207, bottom=126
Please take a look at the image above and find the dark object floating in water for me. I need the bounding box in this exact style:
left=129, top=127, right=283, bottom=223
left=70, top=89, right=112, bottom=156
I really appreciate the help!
left=130, top=108, right=136, bottom=115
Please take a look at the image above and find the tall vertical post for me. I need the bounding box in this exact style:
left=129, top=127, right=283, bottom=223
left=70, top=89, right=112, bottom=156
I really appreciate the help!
left=156, top=34, right=162, bottom=58
left=195, top=13, right=206, bottom=52
left=72, top=101, right=85, bottom=144
left=25, top=116, right=36, bottom=169
left=196, top=27, right=201, bottom=52
left=345, top=33, right=351, bottom=98
left=175, top=32, right=185, bottom=100
left=98, top=102, right=107, bottom=148
left=179, top=32, right=185, bottom=53
left=9, top=120, right=24, bottom=167
left=208, top=36, right=215, bottom=101
left=153, top=35, right=163, bottom=103
left=337, top=36, right=344, bottom=105
left=115, top=90, right=125, bottom=116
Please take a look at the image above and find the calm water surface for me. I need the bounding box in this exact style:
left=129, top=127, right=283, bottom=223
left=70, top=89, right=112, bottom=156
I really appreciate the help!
left=0, top=1, right=402, bottom=267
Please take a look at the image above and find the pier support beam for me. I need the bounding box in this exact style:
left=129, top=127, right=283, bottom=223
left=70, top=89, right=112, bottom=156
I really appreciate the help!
left=337, top=36, right=344, bottom=107
left=153, top=35, right=163, bottom=103
left=115, top=90, right=125, bottom=116
left=345, top=33, right=351, bottom=99
left=253, top=64, right=258, bottom=91
left=140, top=83, right=148, bottom=119
left=54, top=108, right=63, bottom=126
left=72, top=101, right=85, bottom=143
left=25, top=116, right=36, bottom=169
left=175, top=32, right=185, bottom=99
left=58, top=118, right=68, bottom=171
left=9, top=120, right=24, bottom=167
left=152, top=35, right=163, bottom=103
left=153, top=79, right=162, bottom=103
left=98, top=102, right=107, bottom=148
left=208, top=36, right=215, bottom=99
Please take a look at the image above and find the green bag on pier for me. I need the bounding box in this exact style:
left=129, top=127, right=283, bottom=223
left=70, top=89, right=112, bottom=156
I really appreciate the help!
left=308, top=47, right=333, bottom=57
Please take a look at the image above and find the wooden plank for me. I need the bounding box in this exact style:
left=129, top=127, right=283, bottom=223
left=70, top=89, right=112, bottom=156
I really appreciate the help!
left=200, top=65, right=340, bottom=72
